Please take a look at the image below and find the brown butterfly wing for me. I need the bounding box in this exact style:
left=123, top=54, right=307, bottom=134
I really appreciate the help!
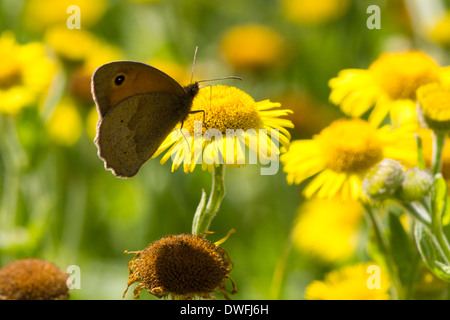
left=96, top=92, right=183, bottom=178
left=91, top=61, right=187, bottom=118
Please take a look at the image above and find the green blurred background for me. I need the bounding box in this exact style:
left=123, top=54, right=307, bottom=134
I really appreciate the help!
left=0, top=0, right=450, bottom=299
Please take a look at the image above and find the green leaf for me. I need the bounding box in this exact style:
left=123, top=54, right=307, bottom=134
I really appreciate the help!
left=414, top=222, right=450, bottom=282
left=432, top=174, right=447, bottom=226
left=387, top=212, right=415, bottom=286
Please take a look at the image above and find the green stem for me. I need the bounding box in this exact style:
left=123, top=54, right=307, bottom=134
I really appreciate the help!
left=432, top=131, right=446, bottom=176
left=362, top=201, right=402, bottom=299
left=269, top=224, right=295, bottom=299
left=398, top=202, right=432, bottom=229
left=192, top=164, right=226, bottom=235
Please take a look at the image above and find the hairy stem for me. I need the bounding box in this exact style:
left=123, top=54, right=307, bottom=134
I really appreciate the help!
left=192, top=164, right=226, bottom=235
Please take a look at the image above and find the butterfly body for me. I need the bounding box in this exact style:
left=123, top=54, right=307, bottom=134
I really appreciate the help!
left=91, top=61, right=199, bottom=178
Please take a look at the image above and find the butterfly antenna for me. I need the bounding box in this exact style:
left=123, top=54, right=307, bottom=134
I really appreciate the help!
left=197, top=76, right=242, bottom=84
left=191, top=46, right=199, bottom=84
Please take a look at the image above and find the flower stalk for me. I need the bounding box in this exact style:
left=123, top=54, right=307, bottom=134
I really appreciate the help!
left=361, top=201, right=402, bottom=300
left=432, top=131, right=447, bottom=175
left=192, top=164, right=226, bottom=235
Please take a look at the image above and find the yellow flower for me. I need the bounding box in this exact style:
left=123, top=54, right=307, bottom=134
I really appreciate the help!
left=45, top=26, right=102, bottom=65
left=292, top=198, right=363, bottom=263
left=305, top=262, right=391, bottom=300
left=329, top=51, right=448, bottom=127
left=154, top=85, right=293, bottom=174
left=46, top=97, right=83, bottom=146
left=417, top=82, right=450, bottom=131
left=24, top=0, right=107, bottom=31
left=282, top=0, right=350, bottom=26
left=0, top=31, right=56, bottom=115
left=220, top=24, right=285, bottom=70
left=281, top=118, right=416, bottom=201
left=430, top=12, right=450, bottom=48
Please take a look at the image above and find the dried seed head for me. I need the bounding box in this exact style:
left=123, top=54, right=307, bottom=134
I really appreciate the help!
left=124, top=233, right=236, bottom=300
left=0, top=258, right=69, bottom=300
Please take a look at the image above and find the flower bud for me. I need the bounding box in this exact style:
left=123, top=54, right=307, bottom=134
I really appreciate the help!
left=399, top=168, right=433, bottom=201
left=417, top=83, right=450, bottom=132
left=362, top=159, right=405, bottom=201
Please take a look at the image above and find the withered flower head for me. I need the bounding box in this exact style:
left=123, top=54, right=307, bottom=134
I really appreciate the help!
left=0, top=258, right=69, bottom=300
left=123, top=233, right=236, bottom=300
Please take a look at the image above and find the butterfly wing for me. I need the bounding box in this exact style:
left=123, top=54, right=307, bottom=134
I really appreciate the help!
left=96, top=92, right=183, bottom=178
left=91, top=61, right=187, bottom=118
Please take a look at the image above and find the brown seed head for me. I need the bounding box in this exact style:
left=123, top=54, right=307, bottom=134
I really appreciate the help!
left=0, top=258, right=69, bottom=300
left=124, top=233, right=236, bottom=300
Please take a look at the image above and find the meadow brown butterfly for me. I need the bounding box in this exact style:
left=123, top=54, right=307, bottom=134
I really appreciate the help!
left=91, top=51, right=241, bottom=178
left=91, top=60, right=200, bottom=178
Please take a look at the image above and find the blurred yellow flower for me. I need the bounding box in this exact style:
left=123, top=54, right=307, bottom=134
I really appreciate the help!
left=430, top=12, right=450, bottom=48
left=46, top=97, right=83, bottom=146
left=154, top=85, right=293, bottom=173
left=292, top=198, right=363, bottom=263
left=329, top=51, right=449, bottom=127
left=305, top=262, right=391, bottom=300
left=282, top=0, right=350, bottom=26
left=281, top=118, right=417, bottom=200
left=24, top=0, right=108, bottom=31
left=45, top=26, right=100, bottom=65
left=0, top=31, right=56, bottom=115
left=221, top=24, right=285, bottom=70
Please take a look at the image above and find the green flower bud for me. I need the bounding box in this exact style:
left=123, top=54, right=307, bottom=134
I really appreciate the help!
left=362, top=159, right=405, bottom=201
left=399, top=168, right=433, bottom=202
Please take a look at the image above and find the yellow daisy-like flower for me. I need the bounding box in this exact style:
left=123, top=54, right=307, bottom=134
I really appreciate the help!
left=329, top=51, right=448, bottom=127
left=282, top=0, right=350, bottom=26
left=154, top=85, right=293, bottom=174
left=0, top=31, right=56, bottom=115
left=220, top=24, right=285, bottom=70
left=292, top=198, right=363, bottom=263
left=417, top=82, right=450, bottom=131
left=305, top=262, right=391, bottom=300
left=281, top=118, right=416, bottom=201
